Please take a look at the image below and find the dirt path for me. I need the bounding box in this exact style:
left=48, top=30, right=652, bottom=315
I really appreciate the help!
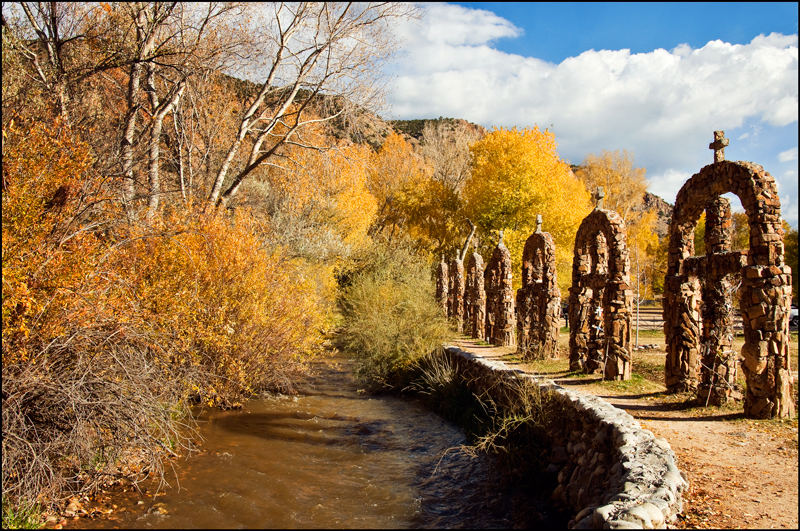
left=452, top=337, right=799, bottom=530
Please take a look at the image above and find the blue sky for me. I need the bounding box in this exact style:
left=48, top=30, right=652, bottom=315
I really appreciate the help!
left=383, top=2, right=799, bottom=228
left=457, top=3, right=798, bottom=63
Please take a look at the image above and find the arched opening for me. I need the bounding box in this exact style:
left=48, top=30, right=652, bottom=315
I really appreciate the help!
left=568, top=209, right=632, bottom=380
left=663, top=159, right=793, bottom=418
left=517, top=230, right=560, bottom=359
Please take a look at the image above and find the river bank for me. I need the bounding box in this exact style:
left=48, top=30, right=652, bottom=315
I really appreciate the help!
left=58, top=352, right=561, bottom=529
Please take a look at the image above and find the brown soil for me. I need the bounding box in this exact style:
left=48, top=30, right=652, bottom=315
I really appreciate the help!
left=452, top=329, right=799, bottom=530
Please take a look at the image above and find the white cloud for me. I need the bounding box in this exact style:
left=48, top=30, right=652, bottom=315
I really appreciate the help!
left=671, top=43, right=693, bottom=57
left=384, top=5, right=798, bottom=225
left=781, top=195, right=798, bottom=227
left=648, top=169, right=694, bottom=203
left=778, top=147, right=798, bottom=161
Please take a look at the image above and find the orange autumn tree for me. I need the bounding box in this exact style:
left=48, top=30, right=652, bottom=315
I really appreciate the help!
left=2, top=119, right=332, bottom=508
left=464, top=126, right=592, bottom=294
left=367, top=131, right=431, bottom=239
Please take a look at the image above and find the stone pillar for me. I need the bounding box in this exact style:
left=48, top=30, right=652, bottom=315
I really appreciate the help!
left=516, top=225, right=560, bottom=359
left=739, top=209, right=795, bottom=419
left=485, top=235, right=516, bottom=347
left=697, top=198, right=742, bottom=405
left=740, top=262, right=794, bottom=418
left=586, top=232, right=609, bottom=375
left=436, top=255, right=448, bottom=316
left=449, top=256, right=465, bottom=332
left=466, top=250, right=486, bottom=340
left=664, top=275, right=702, bottom=393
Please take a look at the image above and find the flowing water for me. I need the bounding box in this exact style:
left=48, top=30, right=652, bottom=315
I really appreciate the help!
left=77, top=354, right=556, bottom=529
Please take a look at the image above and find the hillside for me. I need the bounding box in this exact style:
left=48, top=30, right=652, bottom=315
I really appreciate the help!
left=639, top=191, right=674, bottom=238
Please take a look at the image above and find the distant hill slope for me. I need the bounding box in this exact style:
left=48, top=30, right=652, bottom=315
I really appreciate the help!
left=639, top=192, right=674, bottom=238
left=234, top=81, right=673, bottom=231
left=390, top=117, right=488, bottom=141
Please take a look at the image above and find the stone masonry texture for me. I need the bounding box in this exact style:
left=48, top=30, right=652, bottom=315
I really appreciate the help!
left=568, top=208, right=633, bottom=380
left=694, top=197, right=743, bottom=406
left=663, top=147, right=794, bottom=419
left=436, top=256, right=448, bottom=316
left=465, top=250, right=486, bottom=340
left=485, top=239, right=516, bottom=347
left=445, top=345, right=687, bottom=529
left=448, top=256, right=466, bottom=332
left=516, top=228, right=561, bottom=359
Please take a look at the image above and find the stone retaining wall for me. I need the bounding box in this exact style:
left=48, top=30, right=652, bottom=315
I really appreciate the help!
left=444, top=345, right=687, bottom=529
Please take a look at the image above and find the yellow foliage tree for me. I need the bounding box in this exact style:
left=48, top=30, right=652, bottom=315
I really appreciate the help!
left=576, top=149, right=661, bottom=301
left=367, top=131, right=431, bottom=239
left=391, top=120, right=483, bottom=260
left=574, top=149, right=648, bottom=222
left=464, top=126, right=592, bottom=294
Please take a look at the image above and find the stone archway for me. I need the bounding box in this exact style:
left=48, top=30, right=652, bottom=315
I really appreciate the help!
left=484, top=233, right=516, bottom=347
left=516, top=216, right=560, bottom=359
left=663, top=133, right=794, bottom=418
left=465, top=246, right=486, bottom=340
left=448, top=256, right=465, bottom=332
left=568, top=192, right=633, bottom=380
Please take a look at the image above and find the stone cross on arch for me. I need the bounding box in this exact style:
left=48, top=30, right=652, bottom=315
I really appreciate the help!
left=535, top=214, right=543, bottom=233
left=709, top=131, right=729, bottom=163
left=593, top=186, right=605, bottom=209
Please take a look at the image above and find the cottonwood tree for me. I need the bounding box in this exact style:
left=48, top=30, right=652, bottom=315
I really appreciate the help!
left=574, top=149, right=648, bottom=222
left=3, top=2, right=248, bottom=219
left=366, top=131, right=430, bottom=241
left=395, top=119, right=482, bottom=257
left=3, top=2, right=103, bottom=123
left=114, top=2, right=246, bottom=219
left=420, top=119, right=481, bottom=194
left=206, top=2, right=419, bottom=209
left=464, top=126, right=592, bottom=293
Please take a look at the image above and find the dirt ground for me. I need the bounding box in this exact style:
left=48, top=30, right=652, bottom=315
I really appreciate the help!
left=453, top=327, right=799, bottom=530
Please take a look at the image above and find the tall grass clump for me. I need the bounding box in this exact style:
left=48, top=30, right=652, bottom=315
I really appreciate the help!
left=336, top=241, right=450, bottom=388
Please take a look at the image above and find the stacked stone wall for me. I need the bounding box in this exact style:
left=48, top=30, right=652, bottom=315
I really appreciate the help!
left=568, top=209, right=633, bottom=380
left=444, top=345, right=687, bottom=529
left=663, top=158, right=794, bottom=418
left=436, top=257, right=448, bottom=315
left=516, top=229, right=560, bottom=359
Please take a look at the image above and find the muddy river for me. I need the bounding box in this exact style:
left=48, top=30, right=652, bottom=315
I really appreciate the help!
left=76, top=354, right=556, bottom=528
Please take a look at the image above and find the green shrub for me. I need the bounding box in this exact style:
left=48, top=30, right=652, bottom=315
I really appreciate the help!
left=337, top=242, right=449, bottom=388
